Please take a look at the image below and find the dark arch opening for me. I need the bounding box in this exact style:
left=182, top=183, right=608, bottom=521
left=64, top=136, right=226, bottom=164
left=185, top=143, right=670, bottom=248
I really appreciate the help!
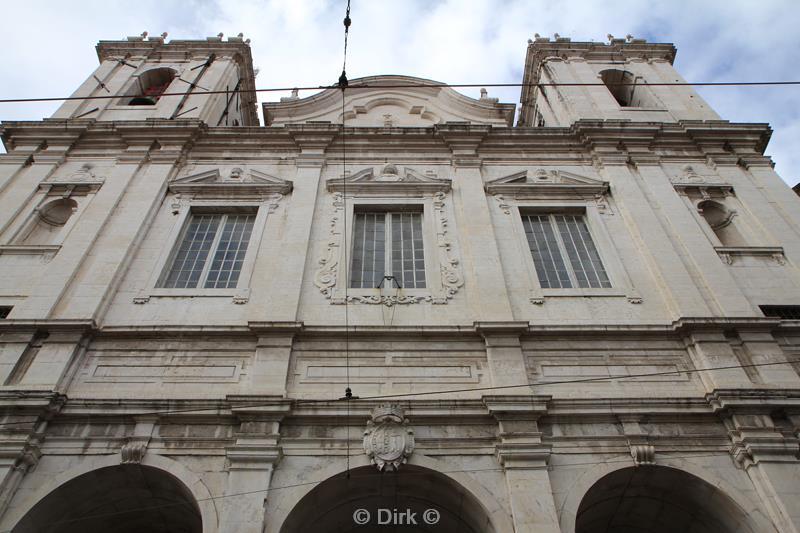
left=126, top=68, right=176, bottom=105
left=280, top=465, right=496, bottom=533
left=576, top=466, right=758, bottom=533
left=13, top=464, right=202, bottom=533
left=600, top=69, right=659, bottom=108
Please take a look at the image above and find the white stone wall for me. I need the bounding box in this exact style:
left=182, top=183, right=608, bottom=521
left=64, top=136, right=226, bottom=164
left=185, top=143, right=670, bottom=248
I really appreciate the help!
left=0, top=38, right=799, bottom=533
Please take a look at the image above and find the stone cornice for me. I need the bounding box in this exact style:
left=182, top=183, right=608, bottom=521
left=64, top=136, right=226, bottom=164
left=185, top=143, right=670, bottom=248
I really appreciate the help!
left=0, top=119, right=774, bottom=166
left=0, top=319, right=96, bottom=333
left=544, top=397, right=713, bottom=417
left=82, top=317, right=796, bottom=340
left=706, top=389, right=800, bottom=413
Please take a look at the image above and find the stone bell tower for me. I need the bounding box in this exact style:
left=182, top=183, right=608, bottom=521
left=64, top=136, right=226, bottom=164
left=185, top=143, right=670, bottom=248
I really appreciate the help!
left=51, top=32, right=259, bottom=126
left=518, top=34, right=721, bottom=127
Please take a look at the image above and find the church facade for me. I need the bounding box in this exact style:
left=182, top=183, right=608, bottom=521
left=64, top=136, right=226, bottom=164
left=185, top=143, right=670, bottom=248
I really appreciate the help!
left=0, top=33, right=799, bottom=532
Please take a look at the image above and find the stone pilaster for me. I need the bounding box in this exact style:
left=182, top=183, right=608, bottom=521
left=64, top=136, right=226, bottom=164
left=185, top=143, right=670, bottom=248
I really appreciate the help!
left=220, top=397, right=291, bottom=533
left=484, top=395, right=560, bottom=533
left=709, top=390, right=800, bottom=533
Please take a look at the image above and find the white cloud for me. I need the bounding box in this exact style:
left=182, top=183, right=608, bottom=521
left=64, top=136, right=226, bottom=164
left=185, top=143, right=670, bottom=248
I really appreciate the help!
left=1, top=0, right=798, bottom=184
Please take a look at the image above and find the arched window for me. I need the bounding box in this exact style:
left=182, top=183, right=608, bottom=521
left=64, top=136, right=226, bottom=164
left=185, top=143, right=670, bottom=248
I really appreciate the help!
left=19, top=198, right=78, bottom=245
left=698, top=200, right=747, bottom=246
left=125, top=67, right=176, bottom=106
left=600, top=69, right=659, bottom=108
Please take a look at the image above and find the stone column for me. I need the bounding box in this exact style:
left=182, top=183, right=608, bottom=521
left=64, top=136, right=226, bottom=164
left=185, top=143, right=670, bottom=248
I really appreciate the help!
left=219, top=398, right=291, bottom=533
left=484, top=396, right=560, bottom=533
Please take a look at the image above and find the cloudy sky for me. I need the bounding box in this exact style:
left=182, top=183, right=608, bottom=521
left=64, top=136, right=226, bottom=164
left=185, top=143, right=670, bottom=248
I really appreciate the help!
left=1, top=0, right=798, bottom=184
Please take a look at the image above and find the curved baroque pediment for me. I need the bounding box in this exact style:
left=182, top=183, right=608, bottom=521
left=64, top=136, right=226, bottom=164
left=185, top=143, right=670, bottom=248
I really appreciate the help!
left=264, top=75, right=515, bottom=127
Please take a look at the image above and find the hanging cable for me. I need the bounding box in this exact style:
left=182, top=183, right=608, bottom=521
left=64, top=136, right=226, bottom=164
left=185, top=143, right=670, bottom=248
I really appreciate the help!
left=340, top=0, right=351, bottom=88
left=0, top=357, right=796, bottom=429
left=1, top=80, right=800, bottom=106
left=0, top=451, right=755, bottom=533
left=336, top=0, right=354, bottom=481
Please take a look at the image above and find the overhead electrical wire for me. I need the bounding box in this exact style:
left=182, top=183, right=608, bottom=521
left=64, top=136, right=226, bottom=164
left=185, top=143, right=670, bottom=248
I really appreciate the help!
left=339, top=0, right=353, bottom=480
left=0, top=450, right=751, bottom=533
left=1, top=81, right=800, bottom=106
left=0, top=357, right=796, bottom=430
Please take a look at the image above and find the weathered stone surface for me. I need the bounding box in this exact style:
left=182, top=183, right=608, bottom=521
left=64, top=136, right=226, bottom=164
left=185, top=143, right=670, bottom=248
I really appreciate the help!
left=0, top=35, right=798, bottom=533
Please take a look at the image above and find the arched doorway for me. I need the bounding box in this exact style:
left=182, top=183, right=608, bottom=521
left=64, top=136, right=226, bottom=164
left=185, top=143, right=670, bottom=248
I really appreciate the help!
left=280, top=465, right=497, bottom=532
left=13, top=464, right=202, bottom=533
left=575, top=465, right=759, bottom=533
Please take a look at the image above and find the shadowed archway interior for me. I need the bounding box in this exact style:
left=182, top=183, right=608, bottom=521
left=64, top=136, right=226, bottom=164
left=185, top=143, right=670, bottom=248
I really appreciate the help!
left=13, top=464, right=202, bottom=533
left=576, top=466, right=758, bottom=533
left=280, top=465, right=497, bottom=533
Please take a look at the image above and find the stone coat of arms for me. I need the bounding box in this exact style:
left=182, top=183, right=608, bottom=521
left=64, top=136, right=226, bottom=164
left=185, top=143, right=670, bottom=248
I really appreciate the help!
left=363, top=404, right=415, bottom=471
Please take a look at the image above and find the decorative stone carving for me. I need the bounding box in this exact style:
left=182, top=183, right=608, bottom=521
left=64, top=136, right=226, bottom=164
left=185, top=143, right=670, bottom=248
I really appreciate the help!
left=434, top=191, right=464, bottom=302
left=313, top=193, right=344, bottom=299
left=493, top=194, right=511, bottom=215
left=314, top=187, right=464, bottom=305
left=120, top=439, right=148, bottom=464
left=485, top=168, right=609, bottom=198
left=326, top=164, right=450, bottom=194
left=683, top=165, right=702, bottom=182
left=363, top=404, right=414, bottom=471
left=169, top=167, right=293, bottom=198
left=170, top=193, right=183, bottom=215
left=629, top=443, right=655, bottom=466
left=41, top=163, right=105, bottom=193
left=595, top=193, right=614, bottom=215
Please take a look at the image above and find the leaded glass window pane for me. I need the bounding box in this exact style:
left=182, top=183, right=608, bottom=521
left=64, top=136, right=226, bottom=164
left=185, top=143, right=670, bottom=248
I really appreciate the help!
left=522, top=214, right=571, bottom=288
left=350, top=211, right=425, bottom=289
left=204, top=214, right=255, bottom=288
left=160, top=212, right=255, bottom=289
left=523, top=213, right=611, bottom=289
left=351, top=213, right=385, bottom=289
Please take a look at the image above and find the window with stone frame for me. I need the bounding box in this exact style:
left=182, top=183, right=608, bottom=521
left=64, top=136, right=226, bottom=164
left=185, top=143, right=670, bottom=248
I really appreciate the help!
left=135, top=167, right=292, bottom=305
left=350, top=209, right=426, bottom=289
left=157, top=210, right=256, bottom=289
left=521, top=212, right=612, bottom=289
left=485, top=168, right=641, bottom=304
left=315, top=163, right=463, bottom=306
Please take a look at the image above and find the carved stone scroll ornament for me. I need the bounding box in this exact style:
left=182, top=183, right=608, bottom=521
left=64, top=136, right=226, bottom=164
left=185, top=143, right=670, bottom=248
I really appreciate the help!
left=313, top=193, right=344, bottom=299
left=433, top=191, right=464, bottom=301
left=120, top=438, right=149, bottom=464
left=314, top=191, right=464, bottom=305
left=363, top=404, right=415, bottom=471
left=629, top=443, right=655, bottom=466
